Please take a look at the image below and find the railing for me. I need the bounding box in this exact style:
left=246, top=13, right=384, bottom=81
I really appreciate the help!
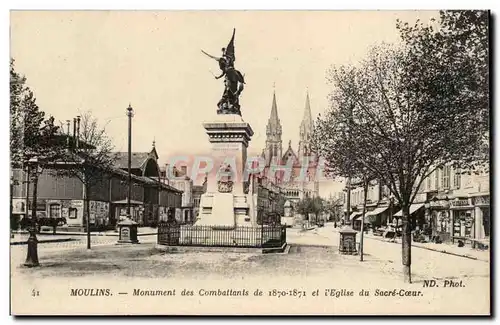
left=157, top=222, right=286, bottom=248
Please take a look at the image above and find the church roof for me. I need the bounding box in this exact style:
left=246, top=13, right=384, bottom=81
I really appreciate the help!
left=281, top=140, right=300, bottom=165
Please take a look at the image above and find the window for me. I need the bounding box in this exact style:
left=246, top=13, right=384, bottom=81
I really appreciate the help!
left=442, top=166, right=451, bottom=189
left=69, top=208, right=78, bottom=219
left=49, top=204, right=61, bottom=219
left=435, top=169, right=440, bottom=190
left=454, top=167, right=462, bottom=189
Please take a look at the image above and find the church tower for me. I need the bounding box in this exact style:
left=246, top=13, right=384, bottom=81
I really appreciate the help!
left=298, top=90, right=313, bottom=158
left=265, top=89, right=283, bottom=164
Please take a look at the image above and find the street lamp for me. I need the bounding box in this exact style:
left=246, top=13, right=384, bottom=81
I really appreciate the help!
left=126, top=104, right=134, bottom=218
left=24, top=157, right=42, bottom=267
left=10, top=172, right=19, bottom=238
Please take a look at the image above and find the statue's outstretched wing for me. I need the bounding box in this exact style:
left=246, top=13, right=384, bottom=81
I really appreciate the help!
left=225, top=28, right=236, bottom=62
left=201, top=49, right=220, bottom=61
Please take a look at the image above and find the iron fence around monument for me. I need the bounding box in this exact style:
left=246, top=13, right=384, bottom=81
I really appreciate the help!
left=157, top=222, right=286, bottom=248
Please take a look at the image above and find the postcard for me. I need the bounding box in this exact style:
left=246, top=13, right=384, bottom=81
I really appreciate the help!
left=9, top=10, right=490, bottom=316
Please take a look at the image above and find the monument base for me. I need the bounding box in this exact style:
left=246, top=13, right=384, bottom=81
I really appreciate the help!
left=195, top=192, right=253, bottom=229
left=116, top=239, right=140, bottom=245
left=195, top=112, right=255, bottom=230
left=116, top=217, right=140, bottom=245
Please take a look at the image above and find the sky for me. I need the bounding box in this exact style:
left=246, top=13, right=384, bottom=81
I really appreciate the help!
left=10, top=10, right=439, bottom=195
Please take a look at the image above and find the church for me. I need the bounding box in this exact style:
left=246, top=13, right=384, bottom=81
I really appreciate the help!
left=261, top=89, right=319, bottom=204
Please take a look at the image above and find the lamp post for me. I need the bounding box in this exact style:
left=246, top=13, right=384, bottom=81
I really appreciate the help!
left=24, top=158, right=41, bottom=267
left=10, top=172, right=19, bottom=238
left=345, top=176, right=351, bottom=227
left=126, top=104, right=134, bottom=218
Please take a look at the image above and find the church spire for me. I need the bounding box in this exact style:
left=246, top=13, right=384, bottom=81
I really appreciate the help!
left=264, top=88, right=283, bottom=165
left=299, top=90, right=314, bottom=158
left=269, top=89, right=279, bottom=126
left=303, top=89, right=313, bottom=127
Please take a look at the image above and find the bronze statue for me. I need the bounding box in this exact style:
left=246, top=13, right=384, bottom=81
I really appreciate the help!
left=202, top=28, right=245, bottom=115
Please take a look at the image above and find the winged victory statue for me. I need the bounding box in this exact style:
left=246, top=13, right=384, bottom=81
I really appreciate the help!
left=201, top=28, right=245, bottom=115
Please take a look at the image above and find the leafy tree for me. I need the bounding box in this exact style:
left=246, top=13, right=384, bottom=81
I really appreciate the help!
left=56, top=112, right=116, bottom=249
left=295, top=197, right=310, bottom=222
left=296, top=196, right=325, bottom=225
left=10, top=59, right=26, bottom=162
left=10, top=59, right=62, bottom=267
left=310, top=196, right=326, bottom=223
left=313, top=10, right=488, bottom=283
left=324, top=196, right=344, bottom=222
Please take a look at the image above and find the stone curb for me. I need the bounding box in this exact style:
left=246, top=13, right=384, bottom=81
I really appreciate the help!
left=155, top=243, right=290, bottom=254
left=10, top=238, right=78, bottom=246
left=365, top=235, right=489, bottom=262
left=12, top=231, right=157, bottom=237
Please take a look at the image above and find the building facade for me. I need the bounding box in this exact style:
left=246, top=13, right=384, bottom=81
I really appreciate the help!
left=159, top=164, right=194, bottom=224
left=11, top=144, right=182, bottom=231
left=343, top=163, right=490, bottom=243
left=261, top=90, right=319, bottom=205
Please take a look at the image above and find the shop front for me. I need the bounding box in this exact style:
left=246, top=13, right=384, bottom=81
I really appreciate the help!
left=393, top=203, right=425, bottom=231
left=349, top=211, right=362, bottom=229
left=472, top=195, right=490, bottom=241
left=365, top=205, right=389, bottom=228
left=449, top=198, right=474, bottom=243
left=426, top=197, right=451, bottom=243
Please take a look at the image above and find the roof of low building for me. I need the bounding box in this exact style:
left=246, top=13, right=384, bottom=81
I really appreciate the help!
left=113, top=152, right=151, bottom=170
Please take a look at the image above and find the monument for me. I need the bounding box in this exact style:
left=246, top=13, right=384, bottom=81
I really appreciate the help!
left=196, top=29, right=256, bottom=231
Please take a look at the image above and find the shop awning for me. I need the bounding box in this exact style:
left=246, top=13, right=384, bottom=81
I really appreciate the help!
left=349, top=211, right=362, bottom=221
left=112, top=199, right=144, bottom=205
left=393, top=203, right=425, bottom=217
left=354, top=214, right=371, bottom=223
left=366, top=206, right=389, bottom=217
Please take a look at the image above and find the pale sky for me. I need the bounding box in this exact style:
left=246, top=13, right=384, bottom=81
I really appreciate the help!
left=10, top=10, right=439, bottom=195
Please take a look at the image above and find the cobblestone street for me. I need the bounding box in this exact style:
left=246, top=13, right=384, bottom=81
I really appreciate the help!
left=11, top=224, right=490, bottom=315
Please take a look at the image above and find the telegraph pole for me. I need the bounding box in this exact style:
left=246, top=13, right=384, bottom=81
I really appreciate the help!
left=126, top=104, right=134, bottom=218
left=345, top=175, right=351, bottom=226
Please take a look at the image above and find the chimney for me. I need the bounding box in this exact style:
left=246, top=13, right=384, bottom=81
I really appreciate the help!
left=76, top=115, right=81, bottom=148
left=164, top=164, right=170, bottom=184
left=72, top=118, right=77, bottom=149
left=66, top=120, right=71, bottom=148
left=181, top=166, right=187, bottom=176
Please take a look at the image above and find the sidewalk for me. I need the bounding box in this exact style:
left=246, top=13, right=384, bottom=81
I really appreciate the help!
left=11, top=226, right=158, bottom=238
left=317, top=223, right=489, bottom=262
left=10, top=233, right=78, bottom=245
left=365, top=233, right=490, bottom=262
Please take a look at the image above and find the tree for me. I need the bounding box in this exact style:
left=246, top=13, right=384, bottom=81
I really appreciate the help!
left=10, top=59, right=62, bottom=267
left=56, top=112, right=116, bottom=249
left=10, top=59, right=26, bottom=163
left=296, top=196, right=325, bottom=226
left=310, top=196, right=325, bottom=224
left=295, top=197, right=310, bottom=224
left=313, top=10, right=488, bottom=283
left=324, top=196, right=344, bottom=222
left=397, top=10, right=489, bottom=168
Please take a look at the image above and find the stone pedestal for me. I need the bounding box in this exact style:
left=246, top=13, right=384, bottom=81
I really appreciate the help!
left=196, top=114, right=255, bottom=229
left=116, top=217, right=139, bottom=244
left=339, top=226, right=357, bottom=255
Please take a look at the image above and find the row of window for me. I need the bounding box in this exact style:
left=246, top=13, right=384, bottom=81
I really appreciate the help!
left=351, top=186, right=376, bottom=206
left=425, top=166, right=461, bottom=191
left=48, top=204, right=78, bottom=219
